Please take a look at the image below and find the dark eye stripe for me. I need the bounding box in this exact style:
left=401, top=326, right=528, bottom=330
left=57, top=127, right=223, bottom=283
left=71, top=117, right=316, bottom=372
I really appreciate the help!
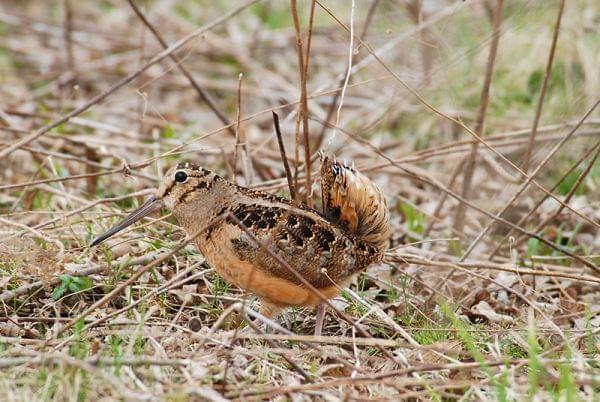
left=178, top=181, right=212, bottom=203
left=178, top=187, right=195, bottom=203
left=162, top=182, right=176, bottom=198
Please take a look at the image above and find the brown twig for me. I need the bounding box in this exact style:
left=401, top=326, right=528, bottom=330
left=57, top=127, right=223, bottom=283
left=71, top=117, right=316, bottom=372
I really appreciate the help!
left=453, top=0, right=504, bottom=234
left=402, top=162, right=600, bottom=273
left=0, top=169, right=135, bottom=191
left=232, top=73, right=243, bottom=182
left=272, top=112, right=296, bottom=200
left=0, top=252, right=166, bottom=304
left=243, top=314, right=313, bottom=382
left=290, top=0, right=313, bottom=206
left=73, top=263, right=207, bottom=338
left=522, top=0, right=566, bottom=172
left=234, top=359, right=524, bottom=398
left=312, top=0, right=384, bottom=151
left=387, top=253, right=600, bottom=285
left=422, top=158, right=464, bottom=238
left=62, top=0, right=75, bottom=76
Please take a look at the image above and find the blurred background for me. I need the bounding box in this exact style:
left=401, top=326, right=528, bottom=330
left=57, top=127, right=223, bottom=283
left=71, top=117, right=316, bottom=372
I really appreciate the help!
left=0, top=0, right=598, bottom=400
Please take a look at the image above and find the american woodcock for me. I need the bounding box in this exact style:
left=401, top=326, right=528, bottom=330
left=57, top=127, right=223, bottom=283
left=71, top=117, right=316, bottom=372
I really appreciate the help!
left=91, top=154, right=391, bottom=335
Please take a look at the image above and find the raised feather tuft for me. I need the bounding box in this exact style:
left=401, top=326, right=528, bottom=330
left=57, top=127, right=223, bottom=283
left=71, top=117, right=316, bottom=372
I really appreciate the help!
left=320, top=153, right=391, bottom=251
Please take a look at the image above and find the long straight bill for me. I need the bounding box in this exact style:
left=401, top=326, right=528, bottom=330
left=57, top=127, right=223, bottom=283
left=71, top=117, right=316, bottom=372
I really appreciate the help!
left=90, top=197, right=162, bottom=247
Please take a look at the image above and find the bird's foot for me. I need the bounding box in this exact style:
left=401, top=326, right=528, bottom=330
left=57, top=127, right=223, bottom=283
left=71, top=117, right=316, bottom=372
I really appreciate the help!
left=314, top=303, right=327, bottom=337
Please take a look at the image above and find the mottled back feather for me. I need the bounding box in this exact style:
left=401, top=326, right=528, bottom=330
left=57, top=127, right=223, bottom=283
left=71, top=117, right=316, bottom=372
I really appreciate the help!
left=162, top=160, right=389, bottom=291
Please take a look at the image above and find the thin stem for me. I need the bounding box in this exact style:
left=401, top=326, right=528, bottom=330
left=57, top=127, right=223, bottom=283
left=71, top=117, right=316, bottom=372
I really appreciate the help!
left=522, top=0, right=566, bottom=172
left=291, top=0, right=313, bottom=206
left=233, top=73, right=243, bottom=183
left=62, top=0, right=75, bottom=75
left=453, top=0, right=504, bottom=234
left=272, top=112, right=296, bottom=200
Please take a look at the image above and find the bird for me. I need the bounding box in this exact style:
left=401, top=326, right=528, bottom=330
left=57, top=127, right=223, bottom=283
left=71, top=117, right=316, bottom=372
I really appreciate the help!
left=91, top=154, right=391, bottom=335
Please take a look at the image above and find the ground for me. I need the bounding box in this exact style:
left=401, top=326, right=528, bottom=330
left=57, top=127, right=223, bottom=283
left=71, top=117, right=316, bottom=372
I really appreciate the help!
left=0, top=0, right=599, bottom=400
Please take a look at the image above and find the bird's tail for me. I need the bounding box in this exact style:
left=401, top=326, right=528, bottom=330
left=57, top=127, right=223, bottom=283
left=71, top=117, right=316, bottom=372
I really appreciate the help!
left=320, top=153, right=391, bottom=251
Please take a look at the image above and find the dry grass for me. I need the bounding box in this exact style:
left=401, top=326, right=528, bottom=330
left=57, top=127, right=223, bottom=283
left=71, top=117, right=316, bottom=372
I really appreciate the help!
left=1, top=0, right=599, bottom=400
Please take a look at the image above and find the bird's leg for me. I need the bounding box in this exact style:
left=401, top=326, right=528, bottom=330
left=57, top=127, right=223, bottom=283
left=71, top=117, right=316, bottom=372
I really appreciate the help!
left=255, top=299, right=283, bottom=333
left=314, top=303, right=326, bottom=336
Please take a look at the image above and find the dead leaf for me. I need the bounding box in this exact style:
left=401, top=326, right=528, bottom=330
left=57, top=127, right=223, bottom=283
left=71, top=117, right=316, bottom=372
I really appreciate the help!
left=471, top=301, right=514, bottom=324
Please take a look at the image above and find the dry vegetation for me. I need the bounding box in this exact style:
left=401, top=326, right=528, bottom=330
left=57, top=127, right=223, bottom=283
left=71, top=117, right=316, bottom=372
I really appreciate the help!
left=1, top=0, right=599, bottom=400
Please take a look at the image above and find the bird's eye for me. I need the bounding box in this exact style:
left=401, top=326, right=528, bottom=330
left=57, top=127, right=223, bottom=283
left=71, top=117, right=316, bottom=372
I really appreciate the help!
left=174, top=171, right=188, bottom=183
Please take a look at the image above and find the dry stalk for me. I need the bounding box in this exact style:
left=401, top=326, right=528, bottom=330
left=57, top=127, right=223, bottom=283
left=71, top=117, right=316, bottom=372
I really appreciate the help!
left=272, top=112, right=296, bottom=200
left=290, top=0, right=313, bottom=206
left=522, top=0, right=566, bottom=172
left=453, top=0, right=504, bottom=234
left=233, top=73, right=243, bottom=183
left=62, top=0, right=75, bottom=76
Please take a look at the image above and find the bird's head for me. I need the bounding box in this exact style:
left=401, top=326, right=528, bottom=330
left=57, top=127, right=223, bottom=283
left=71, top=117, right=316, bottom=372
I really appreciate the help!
left=90, top=162, right=220, bottom=247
